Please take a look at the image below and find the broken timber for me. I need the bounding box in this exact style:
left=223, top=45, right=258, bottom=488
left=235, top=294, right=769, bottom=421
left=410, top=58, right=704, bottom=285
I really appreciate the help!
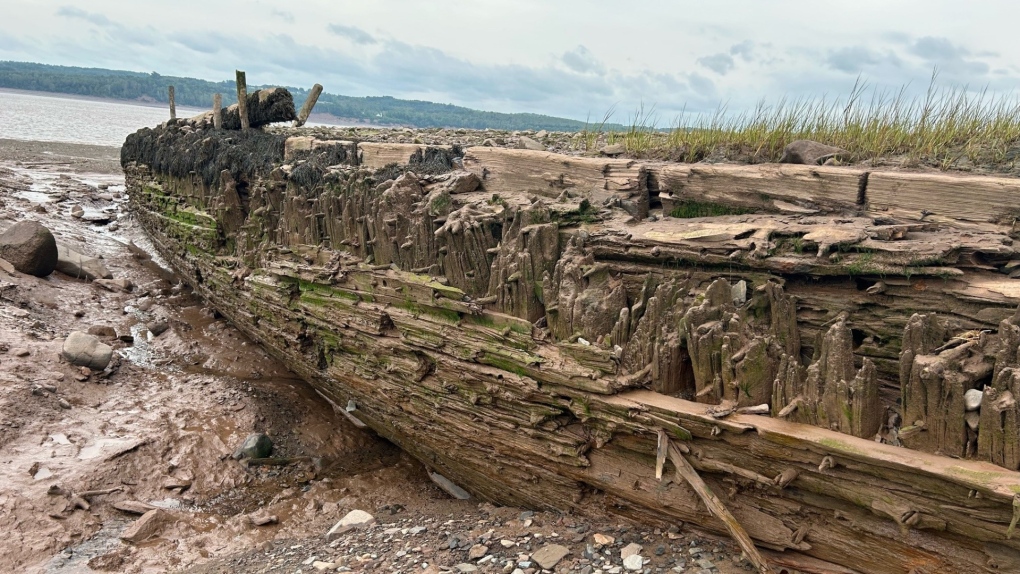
left=122, top=122, right=1020, bottom=573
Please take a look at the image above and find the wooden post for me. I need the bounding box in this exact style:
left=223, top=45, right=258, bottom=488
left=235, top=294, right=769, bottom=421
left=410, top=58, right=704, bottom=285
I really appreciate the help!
left=212, top=93, right=222, bottom=129
left=168, top=86, right=176, bottom=120
left=235, top=70, right=249, bottom=131
left=293, top=83, right=323, bottom=127
left=667, top=443, right=773, bottom=574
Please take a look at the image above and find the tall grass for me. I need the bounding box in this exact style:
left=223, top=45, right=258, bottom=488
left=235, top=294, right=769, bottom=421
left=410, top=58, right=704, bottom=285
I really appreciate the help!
left=576, top=71, right=1020, bottom=170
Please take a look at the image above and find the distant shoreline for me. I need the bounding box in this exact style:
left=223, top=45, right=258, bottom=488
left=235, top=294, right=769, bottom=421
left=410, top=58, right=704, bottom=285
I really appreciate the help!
left=0, top=87, right=207, bottom=115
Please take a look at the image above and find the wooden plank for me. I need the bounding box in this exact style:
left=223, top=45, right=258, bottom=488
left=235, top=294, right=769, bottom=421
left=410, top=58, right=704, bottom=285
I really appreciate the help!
left=212, top=93, right=222, bottom=129
left=168, top=86, right=176, bottom=120
left=357, top=142, right=452, bottom=169
left=235, top=70, right=249, bottom=131
left=653, top=163, right=864, bottom=214
left=667, top=442, right=774, bottom=573
left=294, top=83, right=323, bottom=128
left=463, top=147, right=646, bottom=213
left=867, top=171, right=1020, bottom=229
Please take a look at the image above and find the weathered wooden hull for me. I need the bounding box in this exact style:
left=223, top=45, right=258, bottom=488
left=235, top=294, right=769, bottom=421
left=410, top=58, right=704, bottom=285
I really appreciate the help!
left=123, top=124, right=1020, bottom=573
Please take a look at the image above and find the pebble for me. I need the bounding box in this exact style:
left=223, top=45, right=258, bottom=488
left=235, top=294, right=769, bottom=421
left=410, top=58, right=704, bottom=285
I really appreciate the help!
left=965, top=388, right=983, bottom=411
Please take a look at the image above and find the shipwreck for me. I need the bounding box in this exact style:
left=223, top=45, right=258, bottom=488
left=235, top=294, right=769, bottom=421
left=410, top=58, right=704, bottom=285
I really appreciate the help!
left=122, top=88, right=1020, bottom=573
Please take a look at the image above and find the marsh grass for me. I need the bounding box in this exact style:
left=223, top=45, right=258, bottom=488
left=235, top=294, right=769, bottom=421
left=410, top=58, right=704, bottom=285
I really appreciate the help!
left=577, top=72, right=1020, bottom=171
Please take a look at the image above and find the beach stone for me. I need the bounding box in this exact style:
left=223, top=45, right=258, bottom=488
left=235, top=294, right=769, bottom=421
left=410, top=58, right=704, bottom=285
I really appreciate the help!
left=147, top=320, right=170, bottom=337
left=601, top=143, right=626, bottom=156
left=621, top=543, right=643, bottom=559
left=119, top=509, right=168, bottom=543
left=966, top=411, right=981, bottom=431
left=232, top=433, right=273, bottom=460
left=593, top=533, right=615, bottom=545
left=61, top=331, right=113, bottom=370
left=87, top=325, right=117, bottom=338
left=518, top=136, right=545, bottom=151
left=965, top=388, right=983, bottom=411
left=326, top=509, right=376, bottom=540
left=467, top=544, right=488, bottom=560
left=0, top=220, right=58, bottom=277
left=112, top=500, right=157, bottom=515
left=55, top=243, right=112, bottom=281
left=623, top=554, right=644, bottom=571
left=532, top=544, right=570, bottom=569
left=779, top=139, right=847, bottom=165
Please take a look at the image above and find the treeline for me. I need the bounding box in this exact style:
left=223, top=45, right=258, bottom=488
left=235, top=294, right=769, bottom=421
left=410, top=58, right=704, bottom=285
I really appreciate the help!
left=0, top=61, right=616, bottom=131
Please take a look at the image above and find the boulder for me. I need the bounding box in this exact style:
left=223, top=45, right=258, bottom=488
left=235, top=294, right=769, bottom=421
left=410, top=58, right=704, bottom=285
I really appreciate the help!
left=232, top=433, right=273, bottom=460
left=61, top=331, right=113, bottom=370
left=965, top=388, right=983, bottom=411
left=0, top=221, right=58, bottom=277
left=55, top=243, right=112, bottom=281
left=87, top=325, right=117, bottom=338
left=119, top=508, right=167, bottom=543
left=600, top=143, right=626, bottom=156
left=517, top=136, right=545, bottom=151
left=779, top=140, right=848, bottom=165
left=326, top=509, right=375, bottom=540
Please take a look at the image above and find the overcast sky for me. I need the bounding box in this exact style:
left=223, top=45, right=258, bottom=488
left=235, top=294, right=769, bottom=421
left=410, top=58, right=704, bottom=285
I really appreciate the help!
left=1, top=1, right=1017, bottom=124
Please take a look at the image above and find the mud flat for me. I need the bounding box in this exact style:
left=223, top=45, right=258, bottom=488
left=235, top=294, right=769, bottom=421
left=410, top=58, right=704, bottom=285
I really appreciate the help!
left=119, top=97, right=1020, bottom=574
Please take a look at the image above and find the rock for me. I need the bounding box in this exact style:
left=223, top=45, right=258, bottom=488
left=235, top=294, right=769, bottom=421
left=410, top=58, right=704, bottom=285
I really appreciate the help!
left=311, top=561, right=336, bottom=571
left=94, top=278, right=133, bottom=293
left=779, top=140, right=848, bottom=165
left=623, top=554, right=644, bottom=571
left=621, top=542, right=643, bottom=559
left=70, top=205, right=84, bottom=218
left=593, top=533, right=615, bottom=545
left=55, top=243, right=112, bottom=281
left=233, top=433, right=273, bottom=459
left=518, top=136, right=545, bottom=151
left=147, top=320, right=170, bottom=337
left=112, top=500, right=157, bottom=515
left=325, top=509, right=375, bottom=540
left=482, top=138, right=496, bottom=147
left=454, top=564, right=478, bottom=573
left=119, top=509, right=167, bottom=543
left=445, top=172, right=482, bottom=194
left=162, top=477, right=192, bottom=491
left=468, top=544, right=488, bottom=560
left=11, top=348, right=28, bottom=357
left=61, top=331, right=113, bottom=370
left=966, top=411, right=981, bottom=431
left=250, top=514, right=279, bottom=526
left=532, top=544, right=570, bottom=569
left=0, top=220, right=58, bottom=277
left=0, top=258, right=15, bottom=275
left=87, top=325, right=117, bottom=338
left=600, top=143, right=626, bottom=156
left=965, top=388, right=983, bottom=411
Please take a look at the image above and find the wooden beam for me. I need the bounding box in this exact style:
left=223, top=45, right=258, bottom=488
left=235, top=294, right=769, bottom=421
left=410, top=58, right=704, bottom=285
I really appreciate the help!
left=212, top=93, right=222, bottom=129
left=294, top=83, right=323, bottom=127
left=168, top=86, right=176, bottom=120
left=235, top=70, right=249, bottom=131
left=667, top=442, right=773, bottom=574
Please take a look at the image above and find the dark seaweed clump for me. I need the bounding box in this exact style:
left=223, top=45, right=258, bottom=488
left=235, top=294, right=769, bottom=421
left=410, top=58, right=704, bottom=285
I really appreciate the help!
left=122, top=124, right=287, bottom=187
left=288, top=143, right=356, bottom=191
left=220, top=88, right=297, bottom=130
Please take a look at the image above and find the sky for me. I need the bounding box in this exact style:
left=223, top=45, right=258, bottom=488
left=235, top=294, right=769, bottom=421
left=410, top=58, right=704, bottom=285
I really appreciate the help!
left=1, top=1, right=1018, bottom=124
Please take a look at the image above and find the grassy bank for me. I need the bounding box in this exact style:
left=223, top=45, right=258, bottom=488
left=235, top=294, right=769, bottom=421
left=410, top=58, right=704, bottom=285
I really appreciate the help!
left=577, top=75, right=1020, bottom=171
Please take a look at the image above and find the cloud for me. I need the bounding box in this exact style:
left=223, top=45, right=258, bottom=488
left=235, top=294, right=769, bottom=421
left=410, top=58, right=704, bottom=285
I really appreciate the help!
left=698, top=53, right=735, bottom=75
left=561, top=45, right=604, bottom=74
left=327, top=24, right=377, bottom=45
left=729, top=41, right=755, bottom=62
left=56, top=6, right=113, bottom=27
left=270, top=9, right=294, bottom=24
left=825, top=46, right=883, bottom=73
left=909, top=36, right=989, bottom=78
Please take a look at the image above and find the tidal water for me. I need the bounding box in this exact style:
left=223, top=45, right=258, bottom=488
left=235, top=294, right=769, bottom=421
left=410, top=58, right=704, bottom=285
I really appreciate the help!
left=0, top=88, right=206, bottom=147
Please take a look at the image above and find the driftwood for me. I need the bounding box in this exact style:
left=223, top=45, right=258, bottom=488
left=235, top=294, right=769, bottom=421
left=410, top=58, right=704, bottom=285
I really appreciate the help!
left=294, top=83, right=323, bottom=128
left=666, top=441, right=772, bottom=573
left=121, top=126, right=1020, bottom=573
left=235, top=70, right=249, bottom=131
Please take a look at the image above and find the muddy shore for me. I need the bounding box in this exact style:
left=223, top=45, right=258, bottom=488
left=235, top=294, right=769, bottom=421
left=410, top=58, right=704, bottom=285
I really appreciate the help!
left=0, top=139, right=746, bottom=574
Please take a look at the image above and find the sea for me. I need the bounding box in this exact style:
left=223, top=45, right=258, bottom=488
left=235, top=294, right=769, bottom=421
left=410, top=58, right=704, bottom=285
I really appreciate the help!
left=0, top=88, right=212, bottom=147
